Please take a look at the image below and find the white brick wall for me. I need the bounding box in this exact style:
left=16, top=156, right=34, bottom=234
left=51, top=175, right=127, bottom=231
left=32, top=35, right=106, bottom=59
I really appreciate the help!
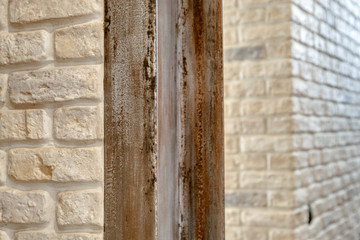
left=0, top=0, right=104, bottom=239
left=224, top=0, right=360, bottom=239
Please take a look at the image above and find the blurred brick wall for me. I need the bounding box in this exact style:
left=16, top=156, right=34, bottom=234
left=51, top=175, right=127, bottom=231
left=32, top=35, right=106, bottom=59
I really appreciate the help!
left=224, top=0, right=360, bottom=239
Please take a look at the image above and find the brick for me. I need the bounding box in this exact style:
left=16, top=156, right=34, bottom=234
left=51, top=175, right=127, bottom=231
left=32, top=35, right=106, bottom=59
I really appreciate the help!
left=26, top=110, right=51, bottom=140
left=0, top=110, right=49, bottom=141
left=0, top=0, right=7, bottom=31
left=9, top=66, right=102, bottom=105
left=266, top=40, right=292, bottom=58
left=8, top=147, right=102, bottom=183
left=225, top=81, right=265, bottom=98
left=225, top=172, right=239, bottom=189
left=0, top=231, right=9, bottom=240
left=225, top=136, right=240, bottom=154
left=242, top=228, right=267, bottom=240
left=241, top=135, right=293, bottom=152
left=240, top=171, right=294, bottom=189
left=55, top=22, right=104, bottom=60
left=241, top=60, right=292, bottom=78
left=0, top=151, right=5, bottom=185
left=0, top=31, right=50, bottom=65
left=268, top=79, right=292, bottom=95
left=267, top=116, right=293, bottom=133
left=0, top=189, right=50, bottom=224
left=224, top=46, right=265, bottom=62
left=270, top=229, right=295, bottom=240
left=269, top=191, right=296, bottom=208
left=54, top=106, right=103, bottom=141
left=9, top=0, right=100, bottom=24
left=225, top=190, right=267, bottom=207
left=225, top=154, right=267, bottom=171
left=224, top=8, right=265, bottom=26
left=242, top=210, right=295, bottom=228
left=225, top=208, right=241, bottom=226
left=57, top=190, right=103, bottom=228
left=266, top=4, right=292, bottom=22
left=14, top=232, right=102, bottom=240
left=0, top=74, right=6, bottom=105
left=241, top=22, right=291, bottom=42
left=225, top=118, right=265, bottom=135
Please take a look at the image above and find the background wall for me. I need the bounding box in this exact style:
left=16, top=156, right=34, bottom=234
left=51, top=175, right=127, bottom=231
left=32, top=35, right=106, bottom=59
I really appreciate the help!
left=0, top=0, right=104, bottom=239
left=224, top=0, right=360, bottom=239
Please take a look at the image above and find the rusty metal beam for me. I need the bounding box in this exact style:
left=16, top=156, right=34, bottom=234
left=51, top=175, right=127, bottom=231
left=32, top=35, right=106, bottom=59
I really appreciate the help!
left=104, top=0, right=223, bottom=239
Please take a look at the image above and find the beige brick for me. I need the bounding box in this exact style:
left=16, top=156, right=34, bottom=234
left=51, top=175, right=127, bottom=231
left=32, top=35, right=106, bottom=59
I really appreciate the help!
left=0, top=151, right=5, bottom=185
left=270, top=229, right=295, bottom=240
left=225, top=154, right=267, bottom=171
left=226, top=190, right=267, bottom=207
left=225, top=226, right=241, bottom=240
left=241, top=135, right=293, bottom=152
left=241, top=60, right=292, bottom=78
left=224, top=28, right=238, bottom=46
left=0, top=189, right=50, bottom=224
left=54, top=106, right=103, bottom=141
left=242, top=210, right=295, bottom=228
left=0, top=74, right=6, bottom=105
left=9, top=66, right=102, bottom=105
left=241, top=22, right=291, bottom=42
left=225, top=80, right=265, bottom=98
left=0, top=231, right=9, bottom=240
left=242, top=228, right=267, bottom=240
left=0, top=31, right=50, bottom=65
left=225, top=118, right=265, bottom=135
left=26, top=110, right=51, bottom=140
left=268, top=79, right=293, bottom=95
left=269, top=191, right=296, bottom=208
left=224, top=8, right=265, bottom=26
left=266, top=40, right=292, bottom=58
left=0, top=110, right=26, bottom=140
left=14, top=232, right=102, bottom=240
left=57, top=190, right=103, bottom=228
left=266, top=4, right=292, bottom=21
left=241, top=171, right=294, bottom=189
left=225, top=172, right=239, bottom=189
left=0, top=0, right=7, bottom=31
left=225, top=136, right=240, bottom=154
left=55, top=22, right=104, bottom=60
left=225, top=208, right=241, bottom=226
left=8, top=147, right=102, bottom=183
left=241, top=98, right=294, bottom=116
left=267, top=116, right=293, bottom=133
left=9, top=0, right=100, bottom=23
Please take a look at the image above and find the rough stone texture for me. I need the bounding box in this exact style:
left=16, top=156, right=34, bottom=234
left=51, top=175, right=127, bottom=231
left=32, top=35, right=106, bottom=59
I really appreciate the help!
left=9, top=66, right=102, bottom=104
left=0, top=150, right=6, bottom=185
left=15, top=232, right=102, bottom=240
left=57, top=191, right=103, bottom=228
left=8, top=147, right=102, bottom=182
left=224, top=0, right=360, bottom=239
left=0, top=189, right=50, bottom=224
left=54, top=106, right=103, bottom=141
left=0, top=231, right=9, bottom=240
left=9, top=0, right=101, bottom=24
left=55, top=22, right=104, bottom=60
left=0, top=75, right=6, bottom=105
left=0, top=110, right=50, bottom=141
left=0, top=0, right=104, bottom=236
left=0, top=0, right=7, bottom=31
left=0, top=31, right=50, bottom=65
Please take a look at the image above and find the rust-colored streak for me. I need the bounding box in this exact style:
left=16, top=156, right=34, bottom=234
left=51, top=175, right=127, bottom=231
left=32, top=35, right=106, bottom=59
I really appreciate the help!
left=104, top=0, right=157, bottom=239
left=179, top=0, right=224, bottom=239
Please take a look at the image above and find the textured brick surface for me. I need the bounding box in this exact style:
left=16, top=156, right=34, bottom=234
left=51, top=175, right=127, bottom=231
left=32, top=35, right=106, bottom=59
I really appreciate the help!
left=9, top=66, right=102, bottom=105
left=9, top=0, right=100, bottom=23
left=0, top=0, right=104, bottom=236
left=224, top=0, right=360, bottom=239
left=57, top=191, right=103, bottom=228
left=0, top=31, right=50, bottom=65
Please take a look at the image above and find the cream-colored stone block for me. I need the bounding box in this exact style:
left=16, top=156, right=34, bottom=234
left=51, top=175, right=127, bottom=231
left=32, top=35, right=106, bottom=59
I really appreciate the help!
left=15, top=232, right=103, bottom=240
left=240, top=171, right=295, bottom=189
left=55, top=22, right=104, bottom=60
left=225, top=154, right=267, bottom=171
left=0, top=110, right=26, bottom=141
left=0, top=31, right=50, bottom=65
left=26, top=110, right=51, bottom=140
left=57, top=190, right=103, bottom=228
left=9, top=0, right=101, bottom=23
left=8, top=147, right=102, bottom=183
left=267, top=116, right=293, bottom=133
left=241, top=22, right=291, bottom=42
left=242, top=210, right=295, bottom=228
left=0, top=0, right=7, bottom=31
left=241, top=135, right=293, bottom=152
left=0, top=151, right=6, bottom=185
left=269, top=191, right=296, bottom=208
left=9, top=66, right=102, bottom=105
left=225, top=118, right=265, bottom=135
left=266, top=4, right=292, bottom=21
left=54, top=106, right=103, bottom=141
left=225, top=80, right=265, bottom=98
left=0, top=189, right=50, bottom=224
left=0, top=74, right=6, bottom=105
left=226, top=190, right=267, bottom=207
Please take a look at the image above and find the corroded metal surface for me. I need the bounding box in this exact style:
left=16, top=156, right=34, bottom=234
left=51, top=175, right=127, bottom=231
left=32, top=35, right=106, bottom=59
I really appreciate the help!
left=177, top=0, right=224, bottom=239
left=104, top=0, right=157, bottom=239
left=104, top=0, right=223, bottom=239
